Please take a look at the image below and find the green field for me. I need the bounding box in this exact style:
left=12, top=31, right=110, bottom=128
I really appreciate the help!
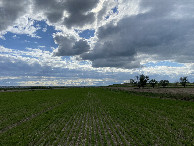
left=0, top=88, right=193, bottom=145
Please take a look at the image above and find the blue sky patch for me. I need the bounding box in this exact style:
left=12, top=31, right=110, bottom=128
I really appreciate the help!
left=112, top=7, right=118, bottom=14
left=30, top=20, right=59, bottom=51
left=144, top=61, right=185, bottom=67
left=77, top=29, right=95, bottom=39
left=0, top=32, right=37, bottom=51
left=105, top=7, right=119, bottom=20
left=0, top=20, right=58, bottom=52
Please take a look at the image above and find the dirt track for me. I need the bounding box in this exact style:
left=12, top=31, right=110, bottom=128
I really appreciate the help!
left=107, top=87, right=194, bottom=95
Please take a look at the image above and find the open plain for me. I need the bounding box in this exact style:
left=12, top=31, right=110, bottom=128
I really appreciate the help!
left=0, top=88, right=193, bottom=145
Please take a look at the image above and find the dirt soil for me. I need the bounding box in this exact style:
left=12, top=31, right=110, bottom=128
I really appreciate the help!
left=107, top=87, right=194, bottom=95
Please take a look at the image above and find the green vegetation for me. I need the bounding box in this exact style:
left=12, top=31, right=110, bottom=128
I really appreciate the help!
left=133, top=74, right=149, bottom=88
left=149, top=79, right=158, bottom=88
left=159, top=80, right=170, bottom=88
left=180, top=77, right=189, bottom=88
left=0, top=88, right=193, bottom=145
left=124, top=74, right=194, bottom=88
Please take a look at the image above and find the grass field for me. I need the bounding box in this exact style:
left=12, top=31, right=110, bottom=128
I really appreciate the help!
left=0, top=88, right=193, bottom=145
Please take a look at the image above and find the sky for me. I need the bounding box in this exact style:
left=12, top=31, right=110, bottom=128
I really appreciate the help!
left=0, top=0, right=194, bottom=86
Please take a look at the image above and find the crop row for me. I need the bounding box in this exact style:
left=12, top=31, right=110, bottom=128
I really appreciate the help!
left=0, top=88, right=193, bottom=145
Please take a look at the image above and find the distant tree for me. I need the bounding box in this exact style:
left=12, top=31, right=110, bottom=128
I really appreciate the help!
left=159, top=80, right=169, bottom=88
left=180, top=77, right=188, bottom=88
left=131, top=76, right=139, bottom=87
left=135, top=74, right=149, bottom=88
left=130, top=79, right=135, bottom=84
left=135, top=76, right=139, bottom=83
left=149, top=79, right=158, bottom=88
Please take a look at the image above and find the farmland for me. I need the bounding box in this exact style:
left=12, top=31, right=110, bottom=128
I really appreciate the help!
left=0, top=88, right=193, bottom=145
left=107, top=87, right=194, bottom=101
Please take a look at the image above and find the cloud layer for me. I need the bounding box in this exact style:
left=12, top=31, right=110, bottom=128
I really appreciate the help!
left=53, top=34, right=90, bottom=56
left=0, top=0, right=194, bottom=85
left=0, top=0, right=29, bottom=31
left=33, top=0, right=100, bottom=28
left=80, top=0, right=194, bottom=68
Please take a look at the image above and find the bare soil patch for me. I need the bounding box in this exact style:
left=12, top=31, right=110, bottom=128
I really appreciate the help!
left=108, top=87, right=194, bottom=94
left=107, top=87, right=194, bottom=101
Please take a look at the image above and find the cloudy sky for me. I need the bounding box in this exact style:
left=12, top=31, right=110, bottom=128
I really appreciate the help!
left=0, top=0, right=194, bottom=86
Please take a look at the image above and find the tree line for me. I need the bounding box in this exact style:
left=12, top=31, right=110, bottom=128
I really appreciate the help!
left=130, top=74, right=189, bottom=88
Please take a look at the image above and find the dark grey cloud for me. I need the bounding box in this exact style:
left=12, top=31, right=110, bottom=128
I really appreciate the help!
left=0, top=0, right=29, bottom=31
left=0, top=55, right=42, bottom=76
left=63, top=0, right=98, bottom=28
left=80, top=0, right=194, bottom=68
left=34, top=0, right=99, bottom=28
left=54, top=35, right=90, bottom=56
left=33, top=0, right=65, bottom=23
